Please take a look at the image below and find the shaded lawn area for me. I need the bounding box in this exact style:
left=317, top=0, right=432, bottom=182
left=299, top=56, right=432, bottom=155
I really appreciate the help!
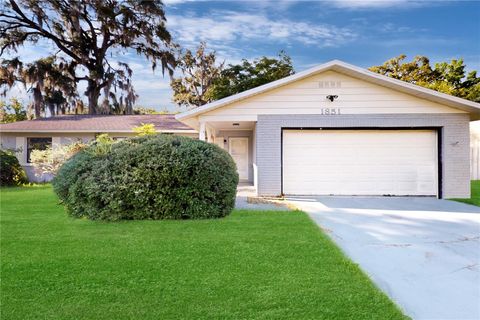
left=451, top=180, right=480, bottom=206
left=1, top=186, right=406, bottom=320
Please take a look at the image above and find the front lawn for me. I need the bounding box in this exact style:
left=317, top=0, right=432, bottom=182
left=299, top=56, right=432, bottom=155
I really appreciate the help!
left=451, top=180, right=480, bottom=206
left=1, top=186, right=406, bottom=319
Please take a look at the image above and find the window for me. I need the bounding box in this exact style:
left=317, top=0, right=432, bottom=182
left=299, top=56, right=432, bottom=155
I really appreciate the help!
left=27, top=137, right=52, bottom=163
left=94, top=133, right=127, bottom=141
left=112, top=137, right=127, bottom=141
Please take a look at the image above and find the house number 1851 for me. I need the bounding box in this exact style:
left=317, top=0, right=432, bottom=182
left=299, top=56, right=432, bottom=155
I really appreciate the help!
left=320, top=108, right=341, bottom=115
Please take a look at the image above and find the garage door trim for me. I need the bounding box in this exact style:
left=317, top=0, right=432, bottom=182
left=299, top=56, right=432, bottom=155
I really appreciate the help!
left=280, top=127, right=442, bottom=198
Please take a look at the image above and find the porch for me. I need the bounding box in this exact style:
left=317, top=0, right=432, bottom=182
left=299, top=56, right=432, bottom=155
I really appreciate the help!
left=199, top=120, right=257, bottom=188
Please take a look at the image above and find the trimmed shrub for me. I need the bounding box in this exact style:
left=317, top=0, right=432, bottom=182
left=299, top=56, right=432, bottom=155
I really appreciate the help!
left=53, top=134, right=239, bottom=221
left=0, top=150, right=28, bottom=186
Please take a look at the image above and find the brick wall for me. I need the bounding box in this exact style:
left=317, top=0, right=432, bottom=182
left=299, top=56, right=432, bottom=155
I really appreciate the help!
left=256, top=113, right=470, bottom=198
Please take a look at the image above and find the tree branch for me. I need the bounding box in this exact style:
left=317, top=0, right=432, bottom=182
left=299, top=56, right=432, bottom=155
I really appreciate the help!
left=8, top=0, right=82, bottom=63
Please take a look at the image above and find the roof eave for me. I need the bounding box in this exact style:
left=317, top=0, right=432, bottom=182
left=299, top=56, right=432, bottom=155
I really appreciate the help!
left=0, top=129, right=198, bottom=133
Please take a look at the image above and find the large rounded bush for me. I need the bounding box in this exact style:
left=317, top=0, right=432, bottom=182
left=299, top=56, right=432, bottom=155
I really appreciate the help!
left=0, top=150, right=27, bottom=186
left=53, top=134, right=239, bottom=221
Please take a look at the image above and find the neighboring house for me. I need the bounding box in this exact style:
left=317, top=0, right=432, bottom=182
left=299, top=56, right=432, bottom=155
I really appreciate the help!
left=471, top=122, right=480, bottom=180
left=0, top=114, right=197, bottom=182
left=176, top=60, right=480, bottom=199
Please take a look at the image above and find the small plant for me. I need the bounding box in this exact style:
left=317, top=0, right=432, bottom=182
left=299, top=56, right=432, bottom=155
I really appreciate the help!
left=87, top=134, right=115, bottom=155
left=0, top=98, right=28, bottom=123
left=30, top=141, right=87, bottom=176
left=0, top=149, right=28, bottom=186
left=133, top=123, right=157, bottom=136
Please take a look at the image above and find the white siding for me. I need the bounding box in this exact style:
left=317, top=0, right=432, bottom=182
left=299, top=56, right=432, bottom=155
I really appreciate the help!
left=472, top=138, right=480, bottom=180
left=252, top=123, right=258, bottom=190
left=15, top=136, right=26, bottom=164
left=201, top=71, right=466, bottom=120
left=471, top=122, right=480, bottom=180
left=0, top=134, right=16, bottom=149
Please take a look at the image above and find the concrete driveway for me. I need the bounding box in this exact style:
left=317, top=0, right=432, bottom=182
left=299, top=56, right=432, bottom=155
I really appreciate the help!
left=287, top=196, right=480, bottom=320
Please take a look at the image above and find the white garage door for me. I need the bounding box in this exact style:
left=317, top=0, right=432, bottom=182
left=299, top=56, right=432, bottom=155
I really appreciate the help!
left=283, top=130, right=438, bottom=196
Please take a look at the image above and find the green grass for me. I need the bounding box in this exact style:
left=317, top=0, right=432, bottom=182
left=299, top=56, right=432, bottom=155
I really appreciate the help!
left=1, top=186, right=406, bottom=320
left=451, top=180, right=480, bottom=206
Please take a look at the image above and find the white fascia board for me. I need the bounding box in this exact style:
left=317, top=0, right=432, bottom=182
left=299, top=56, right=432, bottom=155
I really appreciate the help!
left=198, top=115, right=258, bottom=122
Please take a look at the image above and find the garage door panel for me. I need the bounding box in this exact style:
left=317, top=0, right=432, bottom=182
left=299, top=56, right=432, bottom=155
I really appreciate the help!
left=282, top=130, right=438, bottom=196
left=285, top=179, right=436, bottom=196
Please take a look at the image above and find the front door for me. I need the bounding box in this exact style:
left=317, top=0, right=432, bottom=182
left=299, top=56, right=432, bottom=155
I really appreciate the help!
left=229, top=137, right=249, bottom=180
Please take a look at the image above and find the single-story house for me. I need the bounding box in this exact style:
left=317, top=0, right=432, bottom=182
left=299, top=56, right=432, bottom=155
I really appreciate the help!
left=0, top=114, right=197, bottom=181
left=1, top=60, right=479, bottom=198
left=175, top=60, right=480, bottom=199
left=471, top=122, right=480, bottom=180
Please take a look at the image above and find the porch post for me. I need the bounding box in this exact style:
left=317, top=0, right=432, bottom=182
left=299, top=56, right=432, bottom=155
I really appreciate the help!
left=199, top=121, right=206, bottom=141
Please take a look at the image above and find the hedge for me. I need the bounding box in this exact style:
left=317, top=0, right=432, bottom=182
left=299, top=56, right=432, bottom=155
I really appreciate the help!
left=53, top=134, right=239, bottom=221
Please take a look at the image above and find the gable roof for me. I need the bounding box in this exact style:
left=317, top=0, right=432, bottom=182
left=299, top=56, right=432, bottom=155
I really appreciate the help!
left=0, top=114, right=196, bottom=133
left=176, top=60, right=480, bottom=121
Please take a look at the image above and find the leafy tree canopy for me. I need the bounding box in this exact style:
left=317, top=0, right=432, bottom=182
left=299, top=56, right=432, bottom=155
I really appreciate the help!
left=1, top=57, right=78, bottom=117
left=171, top=42, right=224, bottom=108
left=211, top=51, right=295, bottom=101
left=0, top=98, right=28, bottom=123
left=171, top=46, right=295, bottom=108
left=133, top=106, right=160, bottom=115
left=0, top=0, right=176, bottom=115
left=370, top=55, right=480, bottom=102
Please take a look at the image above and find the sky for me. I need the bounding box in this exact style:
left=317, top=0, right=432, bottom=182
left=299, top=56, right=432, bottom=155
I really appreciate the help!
left=3, top=0, right=480, bottom=112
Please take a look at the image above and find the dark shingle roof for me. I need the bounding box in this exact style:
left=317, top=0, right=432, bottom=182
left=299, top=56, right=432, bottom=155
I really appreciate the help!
left=0, top=115, right=194, bottom=132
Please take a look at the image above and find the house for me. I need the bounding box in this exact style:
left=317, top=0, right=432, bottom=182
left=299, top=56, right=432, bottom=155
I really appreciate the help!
left=175, top=60, right=480, bottom=199
left=0, top=114, right=197, bottom=181
left=2, top=60, right=479, bottom=197
left=471, top=122, right=480, bottom=180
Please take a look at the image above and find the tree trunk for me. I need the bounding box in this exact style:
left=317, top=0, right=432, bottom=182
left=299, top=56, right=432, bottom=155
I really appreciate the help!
left=47, top=102, right=55, bottom=116
left=86, top=80, right=101, bottom=115
left=32, top=87, right=42, bottom=118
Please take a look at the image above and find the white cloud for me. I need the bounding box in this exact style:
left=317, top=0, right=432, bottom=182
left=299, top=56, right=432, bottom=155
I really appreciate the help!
left=2, top=84, right=28, bottom=104
left=167, top=11, right=356, bottom=50
left=380, top=22, right=418, bottom=33
left=329, top=0, right=432, bottom=9
left=132, top=78, right=171, bottom=91
left=163, top=0, right=192, bottom=4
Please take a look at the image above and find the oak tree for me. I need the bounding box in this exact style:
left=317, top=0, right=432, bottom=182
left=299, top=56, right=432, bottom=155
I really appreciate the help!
left=370, top=55, right=480, bottom=102
left=0, top=56, right=78, bottom=117
left=0, top=0, right=176, bottom=114
left=171, top=42, right=224, bottom=107
left=211, top=51, right=295, bottom=100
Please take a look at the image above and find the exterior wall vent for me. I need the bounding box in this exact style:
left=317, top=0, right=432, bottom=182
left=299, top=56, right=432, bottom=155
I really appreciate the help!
left=318, top=81, right=341, bottom=88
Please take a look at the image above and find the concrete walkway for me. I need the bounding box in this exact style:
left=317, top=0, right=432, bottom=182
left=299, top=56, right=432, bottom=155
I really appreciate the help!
left=287, top=196, right=480, bottom=320
left=235, top=184, right=289, bottom=211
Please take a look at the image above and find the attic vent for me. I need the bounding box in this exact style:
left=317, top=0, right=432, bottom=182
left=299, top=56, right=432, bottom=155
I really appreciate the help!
left=318, top=81, right=341, bottom=88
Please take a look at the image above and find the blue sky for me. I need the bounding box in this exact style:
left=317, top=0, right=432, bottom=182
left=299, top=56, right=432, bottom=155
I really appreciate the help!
left=4, top=0, right=480, bottom=111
